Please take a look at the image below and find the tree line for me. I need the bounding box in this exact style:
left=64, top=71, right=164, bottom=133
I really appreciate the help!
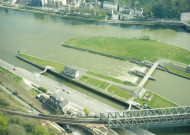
left=120, top=0, right=190, bottom=19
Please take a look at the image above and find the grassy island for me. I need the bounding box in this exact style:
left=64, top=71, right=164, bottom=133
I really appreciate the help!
left=67, top=37, right=190, bottom=64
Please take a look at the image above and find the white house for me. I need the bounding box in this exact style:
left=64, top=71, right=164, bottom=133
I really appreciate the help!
left=180, top=12, right=190, bottom=21
left=134, top=8, right=143, bottom=17
left=103, top=1, right=118, bottom=11
left=120, top=9, right=133, bottom=20
left=64, top=66, right=80, bottom=78
left=111, top=10, right=119, bottom=20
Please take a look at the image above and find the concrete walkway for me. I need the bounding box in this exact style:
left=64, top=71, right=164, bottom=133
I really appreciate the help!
left=40, top=66, right=54, bottom=75
left=138, top=62, right=159, bottom=87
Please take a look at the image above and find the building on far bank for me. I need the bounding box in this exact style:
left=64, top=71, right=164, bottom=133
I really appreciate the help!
left=134, top=8, right=143, bottom=17
left=119, top=7, right=143, bottom=20
left=111, top=10, right=119, bottom=20
left=27, top=0, right=42, bottom=7
left=120, top=9, right=133, bottom=20
left=103, top=1, right=118, bottom=12
left=180, top=12, right=190, bottom=21
left=64, top=66, right=80, bottom=78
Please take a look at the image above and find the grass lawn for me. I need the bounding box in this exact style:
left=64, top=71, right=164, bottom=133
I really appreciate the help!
left=79, top=75, right=110, bottom=89
left=0, top=66, right=22, bottom=85
left=108, top=85, right=133, bottom=100
left=87, top=71, right=136, bottom=86
left=167, top=67, right=190, bottom=78
left=134, top=91, right=178, bottom=108
left=18, top=53, right=65, bottom=73
left=67, top=37, right=190, bottom=64
left=29, top=89, right=40, bottom=98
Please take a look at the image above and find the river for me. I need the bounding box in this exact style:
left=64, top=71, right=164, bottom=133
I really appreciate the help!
left=146, top=70, right=190, bottom=106
left=0, top=7, right=190, bottom=134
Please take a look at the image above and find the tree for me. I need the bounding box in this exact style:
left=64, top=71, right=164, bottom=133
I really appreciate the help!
left=0, top=112, right=7, bottom=131
left=6, top=124, right=27, bottom=135
left=0, top=99, right=9, bottom=107
left=35, top=125, right=50, bottom=135
left=134, top=0, right=140, bottom=7
left=152, top=4, right=167, bottom=18
left=83, top=107, right=90, bottom=116
left=38, top=87, right=47, bottom=93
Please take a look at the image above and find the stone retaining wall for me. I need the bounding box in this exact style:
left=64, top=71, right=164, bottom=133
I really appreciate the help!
left=62, top=44, right=129, bottom=61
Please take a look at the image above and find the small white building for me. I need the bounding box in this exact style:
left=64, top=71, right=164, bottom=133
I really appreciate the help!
left=103, top=1, right=118, bottom=11
left=41, top=0, right=48, bottom=6
left=120, top=9, right=133, bottom=20
left=134, top=8, right=143, bottom=17
left=111, top=14, right=119, bottom=20
left=37, top=93, right=50, bottom=103
left=180, top=12, right=190, bottom=21
left=64, top=66, right=80, bottom=78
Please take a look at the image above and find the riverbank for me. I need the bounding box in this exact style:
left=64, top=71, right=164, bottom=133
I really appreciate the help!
left=0, top=5, right=189, bottom=31
left=66, top=37, right=190, bottom=64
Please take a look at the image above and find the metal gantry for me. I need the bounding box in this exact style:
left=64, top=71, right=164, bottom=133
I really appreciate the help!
left=100, top=106, right=190, bottom=128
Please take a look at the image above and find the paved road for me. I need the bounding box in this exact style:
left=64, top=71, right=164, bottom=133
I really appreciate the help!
left=0, top=59, right=118, bottom=115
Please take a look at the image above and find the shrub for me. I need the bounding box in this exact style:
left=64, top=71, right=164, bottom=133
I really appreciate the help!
left=38, top=87, right=47, bottom=93
left=83, top=107, right=90, bottom=116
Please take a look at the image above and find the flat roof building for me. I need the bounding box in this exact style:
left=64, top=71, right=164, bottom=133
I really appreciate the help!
left=103, top=1, right=118, bottom=11
left=180, top=12, right=190, bottom=21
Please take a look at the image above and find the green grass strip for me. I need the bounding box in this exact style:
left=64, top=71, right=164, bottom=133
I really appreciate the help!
left=108, top=85, right=133, bottom=100
left=79, top=75, right=110, bottom=89
left=67, top=37, right=190, bottom=64
left=134, top=91, right=178, bottom=108
left=87, top=71, right=136, bottom=86
left=29, top=89, right=40, bottom=98
left=0, top=66, right=22, bottom=85
left=167, top=67, right=190, bottom=78
left=18, top=53, right=65, bottom=72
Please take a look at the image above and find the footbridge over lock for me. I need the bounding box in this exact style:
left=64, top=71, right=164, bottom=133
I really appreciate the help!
left=40, top=66, right=54, bottom=75
left=100, top=106, right=190, bottom=128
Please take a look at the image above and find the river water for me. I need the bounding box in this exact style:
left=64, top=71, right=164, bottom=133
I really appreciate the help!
left=146, top=70, right=190, bottom=106
left=0, top=7, right=190, bottom=134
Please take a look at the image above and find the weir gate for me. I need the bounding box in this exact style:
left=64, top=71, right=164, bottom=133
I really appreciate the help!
left=100, top=106, right=190, bottom=128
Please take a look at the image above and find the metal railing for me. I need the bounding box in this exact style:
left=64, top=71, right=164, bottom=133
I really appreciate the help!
left=100, top=106, right=190, bottom=128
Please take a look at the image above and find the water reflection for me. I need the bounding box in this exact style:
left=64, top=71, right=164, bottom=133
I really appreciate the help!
left=33, top=13, right=50, bottom=22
